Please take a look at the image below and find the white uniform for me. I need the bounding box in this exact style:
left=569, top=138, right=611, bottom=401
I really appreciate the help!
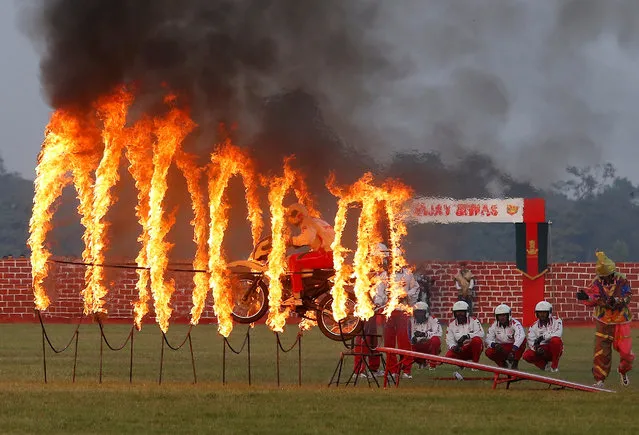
left=372, top=269, right=420, bottom=308
left=372, top=271, right=389, bottom=307
left=445, top=317, right=485, bottom=349
left=486, top=318, right=526, bottom=348
left=410, top=316, right=442, bottom=342
left=526, top=316, right=563, bottom=348
left=291, top=216, right=335, bottom=251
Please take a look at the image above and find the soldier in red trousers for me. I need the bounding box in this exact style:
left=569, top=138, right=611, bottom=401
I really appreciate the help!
left=372, top=245, right=420, bottom=381
left=522, top=301, right=563, bottom=373
left=410, top=301, right=442, bottom=369
left=445, top=300, right=485, bottom=380
left=485, top=304, right=526, bottom=369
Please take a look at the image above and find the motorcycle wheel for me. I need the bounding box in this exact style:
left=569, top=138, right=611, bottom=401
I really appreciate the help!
left=316, top=294, right=364, bottom=342
left=230, top=274, right=269, bottom=324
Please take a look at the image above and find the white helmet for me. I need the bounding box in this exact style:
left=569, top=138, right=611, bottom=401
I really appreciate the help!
left=372, top=243, right=390, bottom=269
left=374, top=243, right=390, bottom=258
left=414, top=301, right=429, bottom=311
left=535, top=300, right=552, bottom=313
left=452, top=300, right=469, bottom=312
left=286, top=203, right=308, bottom=218
left=495, top=304, right=511, bottom=316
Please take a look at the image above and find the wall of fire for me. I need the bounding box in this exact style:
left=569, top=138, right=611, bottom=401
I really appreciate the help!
left=1, top=257, right=638, bottom=324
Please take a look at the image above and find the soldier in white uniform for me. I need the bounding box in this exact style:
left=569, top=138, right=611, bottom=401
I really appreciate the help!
left=522, top=301, right=564, bottom=373
left=485, top=304, right=526, bottom=369
left=445, top=300, right=485, bottom=379
left=374, top=253, right=420, bottom=380
left=353, top=244, right=388, bottom=378
left=410, top=301, right=443, bottom=369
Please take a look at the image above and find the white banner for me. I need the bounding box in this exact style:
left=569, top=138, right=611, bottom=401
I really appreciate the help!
left=406, top=197, right=525, bottom=224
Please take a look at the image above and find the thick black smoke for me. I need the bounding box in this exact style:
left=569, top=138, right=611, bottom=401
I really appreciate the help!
left=27, top=0, right=394, bottom=259
left=26, top=0, right=391, bottom=180
left=25, top=0, right=639, bottom=188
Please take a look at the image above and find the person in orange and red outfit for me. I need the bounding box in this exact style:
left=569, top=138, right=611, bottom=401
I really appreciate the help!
left=283, top=203, right=335, bottom=306
left=445, top=300, right=485, bottom=380
left=485, top=304, right=526, bottom=369
left=577, top=251, right=634, bottom=388
left=522, top=301, right=564, bottom=373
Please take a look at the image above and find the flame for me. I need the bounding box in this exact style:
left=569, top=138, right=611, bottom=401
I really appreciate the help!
left=207, top=142, right=260, bottom=337
left=65, top=114, right=102, bottom=316
left=350, top=194, right=380, bottom=320
left=85, top=86, right=134, bottom=315
left=28, top=110, right=76, bottom=310
left=126, top=117, right=154, bottom=329
left=238, top=153, right=264, bottom=248
left=328, top=173, right=377, bottom=321
left=328, top=173, right=413, bottom=320
left=382, top=179, right=412, bottom=316
left=298, top=311, right=317, bottom=332
left=146, top=101, right=195, bottom=333
left=264, top=161, right=296, bottom=331
left=262, top=159, right=317, bottom=332
left=29, top=85, right=416, bottom=336
left=292, top=176, right=319, bottom=218
left=327, top=196, right=351, bottom=321
left=174, top=151, right=210, bottom=326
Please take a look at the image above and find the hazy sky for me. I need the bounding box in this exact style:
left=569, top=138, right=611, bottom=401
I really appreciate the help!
left=0, top=0, right=50, bottom=179
left=4, top=0, right=639, bottom=188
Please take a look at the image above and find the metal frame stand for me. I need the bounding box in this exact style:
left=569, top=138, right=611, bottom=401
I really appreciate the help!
left=328, top=329, right=387, bottom=388
left=96, top=316, right=136, bottom=383
left=222, top=326, right=252, bottom=385
left=275, top=332, right=303, bottom=387
left=37, top=310, right=83, bottom=383
left=158, top=325, right=197, bottom=385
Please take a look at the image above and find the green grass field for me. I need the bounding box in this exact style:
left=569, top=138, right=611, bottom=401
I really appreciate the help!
left=1, top=322, right=638, bottom=434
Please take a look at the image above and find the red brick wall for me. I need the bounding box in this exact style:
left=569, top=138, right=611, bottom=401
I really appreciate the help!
left=419, top=261, right=639, bottom=323
left=1, top=257, right=637, bottom=324
left=0, top=257, right=217, bottom=324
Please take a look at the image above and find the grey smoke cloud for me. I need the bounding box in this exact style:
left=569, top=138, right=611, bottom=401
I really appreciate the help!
left=356, top=0, right=639, bottom=187
left=21, top=0, right=639, bottom=188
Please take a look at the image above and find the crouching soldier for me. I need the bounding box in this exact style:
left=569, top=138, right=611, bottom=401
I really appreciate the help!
left=485, top=304, right=526, bottom=369
left=445, top=301, right=484, bottom=379
left=410, top=301, right=442, bottom=370
left=523, top=301, right=563, bottom=373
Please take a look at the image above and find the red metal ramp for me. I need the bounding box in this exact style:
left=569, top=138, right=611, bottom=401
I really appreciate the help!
left=377, top=346, right=615, bottom=393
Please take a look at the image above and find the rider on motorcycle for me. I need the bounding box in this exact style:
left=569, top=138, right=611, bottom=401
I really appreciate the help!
left=283, top=203, right=336, bottom=306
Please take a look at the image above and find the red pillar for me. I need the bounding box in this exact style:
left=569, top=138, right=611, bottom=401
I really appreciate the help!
left=521, top=198, right=546, bottom=326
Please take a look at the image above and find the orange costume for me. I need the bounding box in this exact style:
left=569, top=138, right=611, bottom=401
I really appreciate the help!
left=577, top=251, right=634, bottom=387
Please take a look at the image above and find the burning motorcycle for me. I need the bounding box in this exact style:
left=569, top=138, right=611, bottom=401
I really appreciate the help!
left=227, top=236, right=364, bottom=341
